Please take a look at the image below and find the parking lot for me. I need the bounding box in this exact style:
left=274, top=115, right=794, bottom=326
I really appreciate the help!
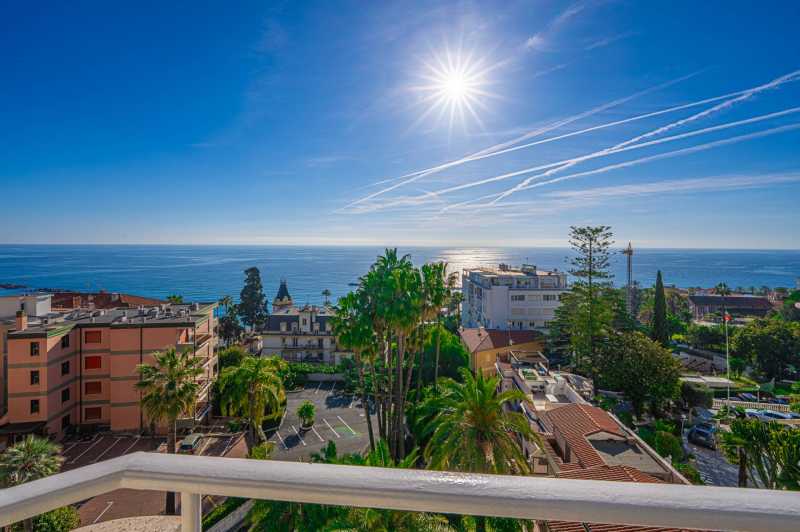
left=65, top=429, right=246, bottom=526
left=269, top=380, right=376, bottom=461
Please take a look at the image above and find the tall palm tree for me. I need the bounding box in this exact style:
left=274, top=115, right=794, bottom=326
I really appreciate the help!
left=0, top=435, right=64, bottom=532
left=322, top=288, right=332, bottom=306
left=136, top=347, right=203, bottom=515
left=332, top=291, right=376, bottom=451
left=218, top=355, right=286, bottom=453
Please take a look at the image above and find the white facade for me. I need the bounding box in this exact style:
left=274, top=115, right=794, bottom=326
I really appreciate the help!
left=0, top=294, right=51, bottom=319
left=462, top=264, right=568, bottom=331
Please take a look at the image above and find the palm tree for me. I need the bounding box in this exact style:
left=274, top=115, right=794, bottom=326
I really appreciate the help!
left=0, top=435, right=64, bottom=531
left=418, top=263, right=449, bottom=395
left=218, top=356, right=286, bottom=453
left=421, top=369, right=535, bottom=532
left=322, top=288, right=332, bottom=306
left=136, top=347, right=202, bottom=515
left=422, top=368, right=533, bottom=474
left=166, top=294, right=184, bottom=304
left=219, top=294, right=233, bottom=312
left=331, top=291, right=376, bottom=451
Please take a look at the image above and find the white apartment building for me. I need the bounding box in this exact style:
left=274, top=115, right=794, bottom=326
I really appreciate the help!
left=461, top=264, right=568, bottom=331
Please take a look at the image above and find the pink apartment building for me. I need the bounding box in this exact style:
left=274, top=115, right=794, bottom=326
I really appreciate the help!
left=0, top=301, right=217, bottom=445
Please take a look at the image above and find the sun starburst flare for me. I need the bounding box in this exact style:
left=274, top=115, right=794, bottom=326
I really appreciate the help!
left=409, top=47, right=497, bottom=134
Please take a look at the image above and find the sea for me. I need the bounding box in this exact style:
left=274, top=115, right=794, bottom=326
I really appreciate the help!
left=0, top=245, right=798, bottom=306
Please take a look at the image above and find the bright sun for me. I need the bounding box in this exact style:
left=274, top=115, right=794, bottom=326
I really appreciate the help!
left=411, top=48, right=493, bottom=132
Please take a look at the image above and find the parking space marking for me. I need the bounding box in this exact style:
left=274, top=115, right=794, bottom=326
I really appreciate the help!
left=198, top=435, right=215, bottom=456
left=70, top=435, right=104, bottom=464
left=337, top=415, right=357, bottom=436
left=275, top=431, right=288, bottom=450
left=348, top=395, right=355, bottom=408
left=221, top=435, right=238, bottom=456
left=92, top=438, right=122, bottom=463
left=63, top=442, right=79, bottom=453
left=120, top=436, right=141, bottom=456
left=323, top=418, right=340, bottom=438
left=93, top=501, right=114, bottom=524
left=291, top=425, right=307, bottom=447
left=311, top=426, right=325, bottom=442
left=314, top=381, right=324, bottom=394
left=329, top=381, right=337, bottom=394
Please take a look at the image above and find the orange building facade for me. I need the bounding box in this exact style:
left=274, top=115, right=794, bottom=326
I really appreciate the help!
left=2, top=303, right=217, bottom=443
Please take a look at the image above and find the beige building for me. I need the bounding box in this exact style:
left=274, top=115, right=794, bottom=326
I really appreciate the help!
left=261, top=281, right=350, bottom=364
left=459, top=327, right=544, bottom=376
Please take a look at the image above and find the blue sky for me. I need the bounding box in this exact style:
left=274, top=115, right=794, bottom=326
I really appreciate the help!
left=1, top=1, right=799, bottom=248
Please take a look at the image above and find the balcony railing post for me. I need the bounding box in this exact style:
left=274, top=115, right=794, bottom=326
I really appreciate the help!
left=181, top=491, right=201, bottom=532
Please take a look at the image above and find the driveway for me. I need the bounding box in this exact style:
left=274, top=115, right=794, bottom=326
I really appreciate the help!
left=268, top=381, right=376, bottom=461
left=683, top=431, right=742, bottom=487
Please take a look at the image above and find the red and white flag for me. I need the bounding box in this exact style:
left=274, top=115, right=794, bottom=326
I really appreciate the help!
left=724, top=313, right=732, bottom=322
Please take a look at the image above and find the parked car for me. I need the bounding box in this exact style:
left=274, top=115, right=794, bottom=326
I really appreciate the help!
left=749, top=409, right=793, bottom=422
left=738, top=392, right=758, bottom=402
left=178, top=433, right=203, bottom=454
left=688, top=423, right=717, bottom=450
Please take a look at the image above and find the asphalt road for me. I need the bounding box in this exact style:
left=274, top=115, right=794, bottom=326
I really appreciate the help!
left=683, top=431, right=741, bottom=487
left=268, top=381, right=376, bottom=461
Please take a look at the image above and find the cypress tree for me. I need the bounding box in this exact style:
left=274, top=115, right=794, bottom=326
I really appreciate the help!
left=651, top=270, right=669, bottom=346
left=238, top=267, right=267, bottom=330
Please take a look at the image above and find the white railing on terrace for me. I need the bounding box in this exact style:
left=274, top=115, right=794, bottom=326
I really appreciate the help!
left=1, top=452, right=798, bottom=532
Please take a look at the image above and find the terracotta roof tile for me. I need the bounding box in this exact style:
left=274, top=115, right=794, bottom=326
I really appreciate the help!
left=546, top=404, right=625, bottom=469
left=459, top=328, right=542, bottom=354
left=557, top=465, right=661, bottom=484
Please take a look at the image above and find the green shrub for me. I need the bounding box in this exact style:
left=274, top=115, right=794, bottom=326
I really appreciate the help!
left=31, top=506, right=80, bottom=531
left=674, top=461, right=704, bottom=485
left=202, top=497, right=247, bottom=530
left=298, top=400, right=316, bottom=426
left=680, top=381, right=713, bottom=409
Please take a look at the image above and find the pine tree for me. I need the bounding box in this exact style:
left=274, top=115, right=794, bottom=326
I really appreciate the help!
left=238, top=267, right=267, bottom=330
left=651, top=270, right=669, bottom=346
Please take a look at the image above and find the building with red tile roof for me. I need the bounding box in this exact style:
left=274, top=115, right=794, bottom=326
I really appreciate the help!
left=459, top=327, right=544, bottom=375
left=50, top=291, right=165, bottom=310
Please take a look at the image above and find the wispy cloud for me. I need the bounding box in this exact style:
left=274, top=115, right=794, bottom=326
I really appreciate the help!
left=545, top=173, right=800, bottom=200
left=523, top=2, right=585, bottom=51
left=306, top=155, right=356, bottom=168
left=585, top=31, right=637, bottom=51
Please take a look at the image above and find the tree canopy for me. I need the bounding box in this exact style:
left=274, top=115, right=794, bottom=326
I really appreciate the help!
left=239, top=266, right=267, bottom=330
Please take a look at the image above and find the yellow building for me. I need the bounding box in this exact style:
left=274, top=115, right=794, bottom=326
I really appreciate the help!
left=459, top=327, right=544, bottom=376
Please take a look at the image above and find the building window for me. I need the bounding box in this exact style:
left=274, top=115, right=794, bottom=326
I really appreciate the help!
left=30, top=342, right=39, bottom=356
left=61, top=335, right=70, bottom=349
left=84, top=356, right=102, bottom=370
left=302, top=318, right=308, bottom=326
left=85, top=381, right=102, bottom=395
left=61, top=360, right=70, bottom=376
left=61, top=387, right=70, bottom=403
left=30, top=370, right=40, bottom=385
left=317, top=338, right=324, bottom=348
left=292, top=338, right=298, bottom=347
left=84, top=407, right=102, bottom=421
left=543, top=294, right=558, bottom=302
left=61, top=414, right=71, bottom=430
left=510, top=295, right=525, bottom=301
left=280, top=322, right=287, bottom=332
left=30, top=399, right=40, bottom=414
left=84, top=330, right=102, bottom=344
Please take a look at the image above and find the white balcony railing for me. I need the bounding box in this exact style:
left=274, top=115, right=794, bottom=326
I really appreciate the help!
left=1, top=452, right=798, bottom=532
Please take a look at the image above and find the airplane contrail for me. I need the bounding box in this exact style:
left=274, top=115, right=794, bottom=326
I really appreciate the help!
left=341, top=73, right=698, bottom=209
left=409, top=106, right=800, bottom=204
left=510, top=123, right=800, bottom=195
left=491, top=69, right=800, bottom=203
left=612, top=69, right=800, bottom=150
